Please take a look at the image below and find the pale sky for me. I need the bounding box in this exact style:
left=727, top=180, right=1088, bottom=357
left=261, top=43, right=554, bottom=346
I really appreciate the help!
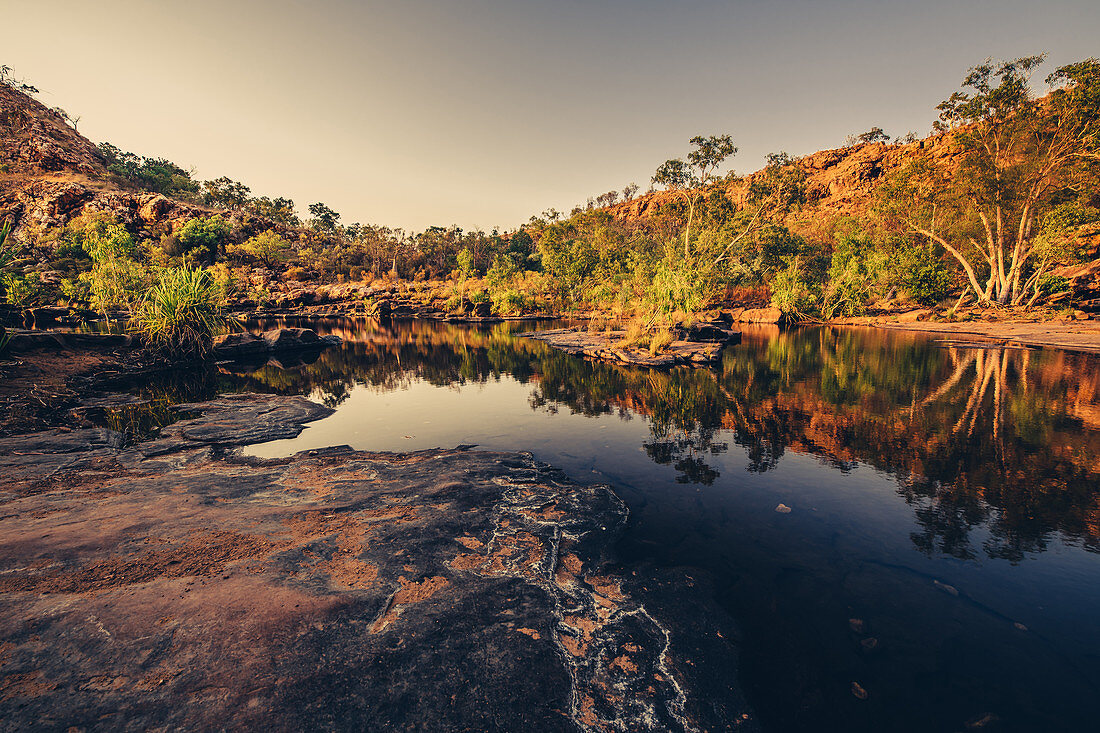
left=6, top=0, right=1099, bottom=231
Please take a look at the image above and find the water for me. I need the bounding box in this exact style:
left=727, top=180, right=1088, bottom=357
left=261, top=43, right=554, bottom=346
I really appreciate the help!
left=155, top=319, right=1100, bottom=731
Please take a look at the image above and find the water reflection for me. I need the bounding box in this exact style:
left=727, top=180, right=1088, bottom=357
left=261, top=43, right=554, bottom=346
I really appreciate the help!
left=232, top=318, right=1100, bottom=564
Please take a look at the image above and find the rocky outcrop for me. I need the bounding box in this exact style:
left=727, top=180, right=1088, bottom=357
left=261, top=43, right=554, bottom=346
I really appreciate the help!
left=608, top=134, right=964, bottom=226
left=0, top=83, right=104, bottom=176
left=0, top=393, right=750, bottom=731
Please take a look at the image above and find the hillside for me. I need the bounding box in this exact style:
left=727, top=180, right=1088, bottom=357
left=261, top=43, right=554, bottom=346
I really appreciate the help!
left=0, top=84, right=280, bottom=246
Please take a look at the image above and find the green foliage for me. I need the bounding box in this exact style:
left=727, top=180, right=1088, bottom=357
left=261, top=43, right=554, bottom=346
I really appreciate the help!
left=486, top=254, right=519, bottom=291
left=821, top=234, right=884, bottom=318
left=97, top=143, right=199, bottom=199
left=455, top=248, right=474, bottom=280
left=898, top=245, right=953, bottom=306
left=175, top=216, right=230, bottom=262
left=131, top=267, right=227, bottom=356
left=2, top=272, right=38, bottom=308
left=202, top=177, right=251, bottom=209
left=82, top=257, right=147, bottom=314
left=309, top=202, right=341, bottom=232
left=491, top=289, right=528, bottom=315
left=228, top=229, right=292, bottom=268
left=647, top=257, right=714, bottom=316
left=770, top=257, right=818, bottom=321
left=58, top=277, right=90, bottom=306
left=80, top=218, right=139, bottom=263
left=248, top=196, right=299, bottom=226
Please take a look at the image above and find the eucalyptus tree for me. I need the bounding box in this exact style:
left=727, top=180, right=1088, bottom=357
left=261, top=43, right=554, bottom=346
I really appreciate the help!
left=652, top=134, right=737, bottom=256
left=883, top=56, right=1100, bottom=306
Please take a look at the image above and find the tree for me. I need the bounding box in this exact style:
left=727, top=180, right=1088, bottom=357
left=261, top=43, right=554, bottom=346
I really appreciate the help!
left=846, top=127, right=890, bottom=146
left=249, top=196, right=299, bottom=226
left=309, top=202, right=341, bottom=231
left=882, top=56, right=1100, bottom=306
left=229, top=229, right=292, bottom=269
left=622, top=183, right=639, bottom=200
left=652, top=134, right=737, bottom=256
left=0, top=65, right=38, bottom=95
left=203, top=176, right=251, bottom=209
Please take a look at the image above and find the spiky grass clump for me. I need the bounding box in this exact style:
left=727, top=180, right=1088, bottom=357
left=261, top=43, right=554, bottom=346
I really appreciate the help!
left=132, top=267, right=227, bottom=357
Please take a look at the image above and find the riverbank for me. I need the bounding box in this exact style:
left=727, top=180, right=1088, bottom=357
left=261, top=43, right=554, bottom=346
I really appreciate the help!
left=869, top=319, right=1100, bottom=353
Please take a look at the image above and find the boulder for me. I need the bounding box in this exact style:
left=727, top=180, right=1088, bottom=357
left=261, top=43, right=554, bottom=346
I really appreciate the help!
left=262, top=327, right=321, bottom=351
left=212, top=332, right=268, bottom=360
left=686, top=321, right=740, bottom=343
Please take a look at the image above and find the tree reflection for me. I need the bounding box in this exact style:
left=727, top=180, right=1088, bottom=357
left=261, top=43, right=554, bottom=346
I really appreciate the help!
left=220, top=318, right=1100, bottom=562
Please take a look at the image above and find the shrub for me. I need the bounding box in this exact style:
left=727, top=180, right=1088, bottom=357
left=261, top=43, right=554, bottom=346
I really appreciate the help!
left=286, top=266, right=307, bottom=281
left=898, top=245, right=953, bottom=306
left=470, top=289, right=491, bottom=304
left=175, top=216, right=230, bottom=262
left=2, top=273, right=38, bottom=308
left=770, top=257, right=818, bottom=321
left=647, top=258, right=713, bottom=316
left=58, top=277, right=90, bottom=306
left=649, top=329, right=674, bottom=355
left=821, top=234, right=884, bottom=318
left=492, top=288, right=528, bottom=315
left=82, top=257, right=147, bottom=314
left=227, top=229, right=291, bottom=268
left=131, top=267, right=227, bottom=356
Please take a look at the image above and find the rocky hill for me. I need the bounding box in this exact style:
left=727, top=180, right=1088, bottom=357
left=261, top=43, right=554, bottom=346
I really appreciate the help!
left=609, top=134, right=959, bottom=227
left=0, top=84, right=280, bottom=246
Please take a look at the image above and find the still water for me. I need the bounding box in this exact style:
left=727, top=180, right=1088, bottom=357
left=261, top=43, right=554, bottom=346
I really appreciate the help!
left=161, top=319, right=1100, bottom=731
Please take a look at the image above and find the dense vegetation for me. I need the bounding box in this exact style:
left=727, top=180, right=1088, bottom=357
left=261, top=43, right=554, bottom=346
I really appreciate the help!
left=2, top=55, right=1099, bottom=355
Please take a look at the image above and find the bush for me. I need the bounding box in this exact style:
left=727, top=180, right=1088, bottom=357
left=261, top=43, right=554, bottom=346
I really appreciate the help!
left=2, top=273, right=38, bottom=308
left=58, top=277, right=90, bottom=306
left=175, top=216, right=230, bottom=262
left=770, top=257, right=818, bottom=321
left=649, top=329, right=674, bottom=355
left=647, top=258, right=713, bottom=316
left=899, top=245, right=953, bottom=306
left=821, top=234, right=884, bottom=318
left=492, top=288, right=528, bottom=315
left=131, top=267, right=227, bottom=356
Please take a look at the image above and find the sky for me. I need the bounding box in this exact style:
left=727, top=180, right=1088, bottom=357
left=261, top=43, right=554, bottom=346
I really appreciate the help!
left=6, top=0, right=1099, bottom=231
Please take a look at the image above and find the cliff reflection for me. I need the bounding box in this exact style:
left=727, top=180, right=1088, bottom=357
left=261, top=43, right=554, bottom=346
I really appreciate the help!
left=231, top=318, right=1100, bottom=561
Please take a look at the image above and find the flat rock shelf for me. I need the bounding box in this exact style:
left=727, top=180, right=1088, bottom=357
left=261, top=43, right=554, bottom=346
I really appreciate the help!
left=0, top=393, right=754, bottom=732
left=520, top=326, right=741, bottom=368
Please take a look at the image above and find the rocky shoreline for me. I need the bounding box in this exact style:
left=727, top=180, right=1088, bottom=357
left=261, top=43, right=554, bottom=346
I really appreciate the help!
left=0, top=393, right=755, bottom=731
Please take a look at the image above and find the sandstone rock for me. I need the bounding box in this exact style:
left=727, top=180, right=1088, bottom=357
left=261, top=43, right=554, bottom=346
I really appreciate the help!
left=0, top=393, right=746, bottom=732
left=261, top=327, right=321, bottom=351
left=728, top=307, right=784, bottom=324
left=896, top=309, right=933, bottom=323
left=686, top=321, right=740, bottom=342
left=138, top=194, right=173, bottom=225
left=212, top=331, right=268, bottom=360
